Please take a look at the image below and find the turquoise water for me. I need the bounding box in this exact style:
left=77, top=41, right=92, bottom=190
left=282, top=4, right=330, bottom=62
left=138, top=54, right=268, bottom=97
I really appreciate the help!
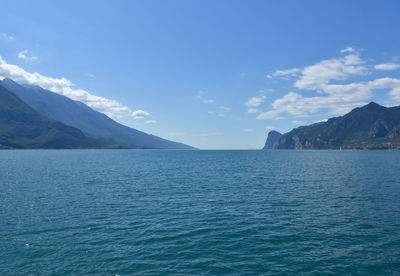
left=1, top=150, right=400, bottom=275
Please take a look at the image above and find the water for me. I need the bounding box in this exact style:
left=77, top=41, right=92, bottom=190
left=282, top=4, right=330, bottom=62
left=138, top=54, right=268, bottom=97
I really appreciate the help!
left=1, top=150, right=400, bottom=275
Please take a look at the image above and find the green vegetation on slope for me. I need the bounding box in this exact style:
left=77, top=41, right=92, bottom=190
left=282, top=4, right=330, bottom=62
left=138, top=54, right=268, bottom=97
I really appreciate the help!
left=0, top=86, right=102, bottom=149
left=0, top=78, right=195, bottom=149
left=268, top=102, right=400, bottom=149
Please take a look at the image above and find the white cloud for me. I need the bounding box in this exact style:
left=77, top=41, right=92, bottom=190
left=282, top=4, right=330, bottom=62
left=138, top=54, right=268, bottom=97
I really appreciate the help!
left=197, top=90, right=216, bottom=104
left=217, top=113, right=225, bottom=117
left=132, top=110, right=151, bottom=120
left=196, top=90, right=205, bottom=99
left=18, top=50, right=27, bottom=59
left=144, top=120, right=157, bottom=124
left=294, top=53, right=368, bottom=90
left=1, top=33, right=14, bottom=41
left=257, top=77, right=400, bottom=120
left=88, top=73, right=95, bottom=78
left=204, top=99, right=215, bottom=104
left=246, top=108, right=261, bottom=114
left=219, top=106, right=230, bottom=111
left=18, top=50, right=37, bottom=61
left=257, top=83, right=371, bottom=120
left=257, top=109, right=285, bottom=120
left=256, top=50, right=400, bottom=120
left=0, top=56, right=131, bottom=118
left=266, top=74, right=273, bottom=79
left=245, top=95, right=266, bottom=107
left=243, top=128, right=254, bottom=132
left=374, top=63, right=400, bottom=71
left=340, top=47, right=356, bottom=53
left=273, top=68, right=300, bottom=77
left=370, top=77, right=400, bottom=102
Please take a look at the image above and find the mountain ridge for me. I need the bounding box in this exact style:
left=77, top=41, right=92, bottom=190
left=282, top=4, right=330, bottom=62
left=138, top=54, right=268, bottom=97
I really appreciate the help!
left=263, top=130, right=282, bottom=149
left=0, top=85, right=104, bottom=149
left=0, top=78, right=195, bottom=149
left=263, top=102, right=400, bottom=150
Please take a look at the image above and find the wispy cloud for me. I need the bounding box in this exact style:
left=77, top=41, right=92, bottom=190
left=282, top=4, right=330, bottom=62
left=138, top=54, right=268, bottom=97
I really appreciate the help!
left=0, top=56, right=131, bottom=118
left=245, top=95, right=266, bottom=107
left=243, top=128, right=254, bottom=132
left=196, top=90, right=215, bottom=104
left=257, top=110, right=285, bottom=120
left=144, top=119, right=157, bottom=124
left=246, top=108, right=261, bottom=114
left=1, top=33, right=14, bottom=41
left=294, top=52, right=368, bottom=90
left=374, top=63, right=400, bottom=71
left=273, top=68, right=300, bottom=77
left=340, top=46, right=356, bottom=53
left=18, top=50, right=37, bottom=61
left=132, top=110, right=151, bottom=120
left=195, top=90, right=205, bottom=99
left=256, top=49, right=400, bottom=120
left=219, top=106, right=231, bottom=111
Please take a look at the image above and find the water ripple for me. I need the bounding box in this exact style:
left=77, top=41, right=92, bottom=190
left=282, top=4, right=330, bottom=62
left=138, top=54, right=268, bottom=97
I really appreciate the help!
left=1, top=150, right=400, bottom=275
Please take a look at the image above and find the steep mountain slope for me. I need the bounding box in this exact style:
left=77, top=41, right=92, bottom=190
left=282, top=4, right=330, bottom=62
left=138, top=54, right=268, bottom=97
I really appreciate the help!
left=266, top=102, right=400, bottom=149
left=263, top=130, right=282, bottom=149
left=0, top=78, right=195, bottom=149
left=0, top=86, right=101, bottom=149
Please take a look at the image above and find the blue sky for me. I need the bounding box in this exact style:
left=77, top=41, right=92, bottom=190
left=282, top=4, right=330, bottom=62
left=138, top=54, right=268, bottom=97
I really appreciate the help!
left=1, top=0, right=400, bottom=149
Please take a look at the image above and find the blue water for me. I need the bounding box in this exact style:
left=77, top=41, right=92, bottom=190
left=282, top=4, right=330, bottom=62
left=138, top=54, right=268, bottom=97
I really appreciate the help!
left=1, top=150, right=400, bottom=275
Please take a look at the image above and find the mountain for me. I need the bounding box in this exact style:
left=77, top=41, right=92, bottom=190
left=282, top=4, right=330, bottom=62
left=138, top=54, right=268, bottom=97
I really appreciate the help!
left=263, top=130, right=282, bottom=149
left=264, top=102, right=400, bottom=150
left=0, top=86, right=102, bottom=149
left=0, top=78, right=195, bottom=149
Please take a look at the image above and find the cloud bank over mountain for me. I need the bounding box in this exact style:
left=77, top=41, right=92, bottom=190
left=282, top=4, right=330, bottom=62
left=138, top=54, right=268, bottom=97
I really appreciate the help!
left=256, top=49, right=400, bottom=120
left=0, top=56, right=146, bottom=119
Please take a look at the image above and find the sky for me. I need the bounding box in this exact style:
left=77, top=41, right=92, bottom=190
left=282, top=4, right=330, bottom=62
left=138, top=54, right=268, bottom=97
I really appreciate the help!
left=1, top=0, right=400, bottom=149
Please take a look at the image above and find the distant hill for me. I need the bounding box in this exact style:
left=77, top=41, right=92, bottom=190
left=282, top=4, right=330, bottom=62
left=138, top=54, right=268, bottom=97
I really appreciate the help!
left=263, top=130, right=282, bottom=149
left=0, top=78, right=195, bottom=149
left=0, top=86, right=102, bottom=149
left=263, top=102, right=400, bottom=149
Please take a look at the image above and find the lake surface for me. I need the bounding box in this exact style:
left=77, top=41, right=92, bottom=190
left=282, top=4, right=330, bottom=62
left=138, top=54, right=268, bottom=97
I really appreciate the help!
left=1, top=150, right=400, bottom=275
